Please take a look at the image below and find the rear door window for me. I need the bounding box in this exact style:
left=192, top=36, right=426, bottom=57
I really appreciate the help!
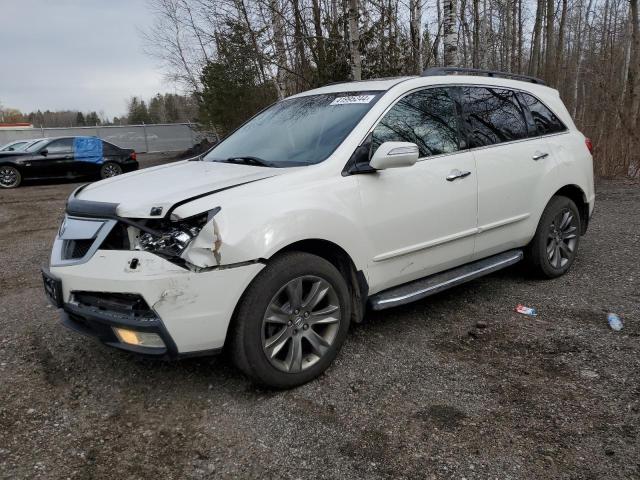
left=518, top=93, right=566, bottom=136
left=372, top=87, right=460, bottom=158
left=463, top=87, right=528, bottom=147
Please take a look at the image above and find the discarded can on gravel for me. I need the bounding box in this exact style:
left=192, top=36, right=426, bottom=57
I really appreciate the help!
left=515, top=304, right=537, bottom=316
left=607, top=313, right=623, bottom=331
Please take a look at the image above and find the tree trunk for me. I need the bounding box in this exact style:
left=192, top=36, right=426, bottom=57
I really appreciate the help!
left=472, top=0, right=480, bottom=68
left=510, top=0, right=518, bottom=72
left=622, top=0, right=640, bottom=138
left=443, top=0, right=458, bottom=66
left=348, top=0, right=362, bottom=79
left=291, top=0, right=309, bottom=90
left=530, top=0, right=544, bottom=76
left=544, top=0, right=555, bottom=82
left=270, top=0, right=287, bottom=98
left=311, top=0, right=327, bottom=84
left=410, top=0, right=423, bottom=74
left=554, top=0, right=568, bottom=85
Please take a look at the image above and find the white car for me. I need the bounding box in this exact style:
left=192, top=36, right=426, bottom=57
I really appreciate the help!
left=43, top=68, right=595, bottom=388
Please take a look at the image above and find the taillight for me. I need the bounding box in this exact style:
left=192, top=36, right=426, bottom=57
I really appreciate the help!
left=130, top=151, right=137, bottom=161
left=585, top=138, right=593, bottom=155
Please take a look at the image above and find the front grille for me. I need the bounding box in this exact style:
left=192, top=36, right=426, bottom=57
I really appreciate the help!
left=72, top=291, right=157, bottom=320
left=52, top=216, right=117, bottom=267
left=62, top=239, right=94, bottom=260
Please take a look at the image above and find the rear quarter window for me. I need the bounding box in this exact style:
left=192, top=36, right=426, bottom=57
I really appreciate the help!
left=463, top=87, right=529, bottom=147
left=518, top=93, right=567, bottom=136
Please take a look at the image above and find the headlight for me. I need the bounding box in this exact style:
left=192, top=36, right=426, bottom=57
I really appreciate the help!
left=136, top=209, right=218, bottom=259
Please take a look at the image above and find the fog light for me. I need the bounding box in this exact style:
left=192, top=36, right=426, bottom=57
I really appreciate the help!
left=113, top=327, right=165, bottom=348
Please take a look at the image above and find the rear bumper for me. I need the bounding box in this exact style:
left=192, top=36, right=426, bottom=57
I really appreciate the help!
left=121, top=160, right=139, bottom=172
left=48, top=250, right=264, bottom=355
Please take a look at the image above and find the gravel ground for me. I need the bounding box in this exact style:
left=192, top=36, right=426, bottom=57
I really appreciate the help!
left=0, top=159, right=638, bottom=479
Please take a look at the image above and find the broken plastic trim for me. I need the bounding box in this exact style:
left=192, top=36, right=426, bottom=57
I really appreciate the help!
left=190, top=258, right=267, bottom=273
left=136, top=207, right=222, bottom=268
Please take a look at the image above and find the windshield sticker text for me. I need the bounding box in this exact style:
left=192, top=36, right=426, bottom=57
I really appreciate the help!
left=330, top=95, right=376, bottom=106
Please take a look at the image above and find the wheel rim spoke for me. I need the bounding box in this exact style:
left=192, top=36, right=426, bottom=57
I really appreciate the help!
left=304, top=328, right=330, bottom=356
left=265, top=326, right=291, bottom=358
left=555, top=244, right=562, bottom=268
left=559, top=241, right=572, bottom=257
left=285, top=278, right=303, bottom=309
left=265, top=303, right=290, bottom=324
left=302, top=280, right=329, bottom=310
left=308, top=304, right=340, bottom=325
left=559, top=211, right=572, bottom=229
left=285, top=335, right=303, bottom=372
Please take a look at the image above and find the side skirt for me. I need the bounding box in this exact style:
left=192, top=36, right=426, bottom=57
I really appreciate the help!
left=368, top=249, right=523, bottom=311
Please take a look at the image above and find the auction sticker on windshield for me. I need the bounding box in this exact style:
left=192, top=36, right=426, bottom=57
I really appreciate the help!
left=330, top=95, right=376, bottom=105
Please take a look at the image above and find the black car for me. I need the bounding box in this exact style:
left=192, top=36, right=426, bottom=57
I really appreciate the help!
left=0, top=136, right=138, bottom=188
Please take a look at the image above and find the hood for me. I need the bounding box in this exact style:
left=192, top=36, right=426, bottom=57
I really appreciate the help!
left=0, top=151, right=30, bottom=158
left=76, top=160, right=285, bottom=218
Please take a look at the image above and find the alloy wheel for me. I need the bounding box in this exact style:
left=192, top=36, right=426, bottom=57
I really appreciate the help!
left=0, top=166, right=19, bottom=188
left=261, top=275, right=341, bottom=373
left=102, top=163, right=122, bottom=178
left=546, top=209, right=578, bottom=269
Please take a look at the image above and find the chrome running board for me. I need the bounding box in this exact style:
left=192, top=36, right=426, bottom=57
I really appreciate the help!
left=369, top=249, right=524, bottom=311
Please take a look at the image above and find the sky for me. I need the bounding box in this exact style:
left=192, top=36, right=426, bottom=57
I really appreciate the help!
left=0, top=0, right=167, bottom=119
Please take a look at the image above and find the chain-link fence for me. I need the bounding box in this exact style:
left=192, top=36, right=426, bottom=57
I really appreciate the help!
left=0, top=123, right=214, bottom=153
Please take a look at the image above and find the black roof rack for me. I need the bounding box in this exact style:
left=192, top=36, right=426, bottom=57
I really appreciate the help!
left=422, top=67, right=546, bottom=86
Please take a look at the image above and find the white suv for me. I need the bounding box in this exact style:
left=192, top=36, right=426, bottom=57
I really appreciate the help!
left=43, top=68, right=594, bottom=388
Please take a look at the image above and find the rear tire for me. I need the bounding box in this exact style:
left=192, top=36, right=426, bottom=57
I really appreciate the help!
left=0, top=165, right=21, bottom=188
left=100, top=162, right=123, bottom=179
left=230, top=252, right=351, bottom=389
left=525, top=195, right=581, bottom=278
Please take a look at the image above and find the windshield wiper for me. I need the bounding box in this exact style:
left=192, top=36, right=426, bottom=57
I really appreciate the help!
left=222, top=156, right=274, bottom=167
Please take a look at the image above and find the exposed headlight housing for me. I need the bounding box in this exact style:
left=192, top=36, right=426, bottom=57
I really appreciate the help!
left=136, top=208, right=219, bottom=261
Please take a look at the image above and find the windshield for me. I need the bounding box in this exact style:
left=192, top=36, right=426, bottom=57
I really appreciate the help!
left=25, top=139, right=47, bottom=152
left=204, top=92, right=382, bottom=167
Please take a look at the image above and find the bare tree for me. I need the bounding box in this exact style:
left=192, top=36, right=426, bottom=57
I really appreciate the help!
left=443, top=0, right=459, bottom=66
left=348, top=0, right=362, bottom=79
left=410, top=0, right=424, bottom=73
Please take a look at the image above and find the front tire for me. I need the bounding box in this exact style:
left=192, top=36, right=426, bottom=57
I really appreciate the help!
left=0, top=165, right=21, bottom=188
left=100, top=162, right=123, bottom=179
left=230, top=252, right=351, bottom=389
left=525, top=195, right=581, bottom=278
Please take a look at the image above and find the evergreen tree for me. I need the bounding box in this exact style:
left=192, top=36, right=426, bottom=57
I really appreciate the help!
left=75, top=112, right=86, bottom=126
left=199, top=20, right=277, bottom=134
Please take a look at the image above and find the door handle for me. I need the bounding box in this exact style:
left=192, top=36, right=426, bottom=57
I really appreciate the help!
left=446, top=169, right=471, bottom=181
left=532, top=152, right=549, bottom=161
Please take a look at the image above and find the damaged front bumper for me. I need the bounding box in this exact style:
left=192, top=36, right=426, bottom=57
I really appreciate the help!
left=46, top=250, right=264, bottom=356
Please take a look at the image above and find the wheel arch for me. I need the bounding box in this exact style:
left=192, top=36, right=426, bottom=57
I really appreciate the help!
left=223, top=237, right=369, bottom=353
left=270, top=239, right=369, bottom=324
left=552, top=184, right=589, bottom=234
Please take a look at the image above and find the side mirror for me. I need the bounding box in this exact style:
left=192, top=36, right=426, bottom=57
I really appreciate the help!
left=40, top=149, right=48, bottom=156
left=8, top=147, right=15, bottom=151
left=369, top=142, right=419, bottom=170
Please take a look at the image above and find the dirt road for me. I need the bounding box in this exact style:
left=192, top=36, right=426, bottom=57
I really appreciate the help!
left=0, top=161, right=638, bottom=479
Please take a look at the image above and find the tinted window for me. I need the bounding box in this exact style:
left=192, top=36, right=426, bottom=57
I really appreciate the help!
left=102, top=141, right=119, bottom=155
left=204, top=92, right=381, bottom=167
left=463, top=87, right=528, bottom=146
left=46, top=138, right=73, bottom=154
left=519, top=93, right=566, bottom=136
left=25, top=139, right=47, bottom=152
left=372, top=88, right=459, bottom=158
